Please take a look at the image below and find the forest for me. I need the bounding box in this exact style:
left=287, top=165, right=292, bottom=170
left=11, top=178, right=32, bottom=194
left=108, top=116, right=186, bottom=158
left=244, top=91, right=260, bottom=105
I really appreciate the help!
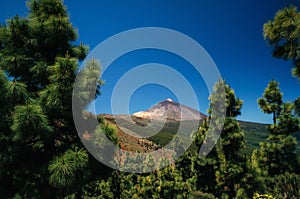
left=0, top=0, right=300, bottom=198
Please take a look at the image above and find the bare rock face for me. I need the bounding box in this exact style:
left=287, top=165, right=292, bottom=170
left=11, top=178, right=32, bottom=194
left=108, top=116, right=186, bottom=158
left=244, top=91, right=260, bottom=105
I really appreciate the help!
left=132, top=98, right=206, bottom=121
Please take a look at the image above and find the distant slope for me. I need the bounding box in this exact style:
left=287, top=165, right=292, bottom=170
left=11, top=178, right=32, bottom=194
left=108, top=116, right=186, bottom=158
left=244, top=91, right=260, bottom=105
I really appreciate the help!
left=239, top=120, right=300, bottom=154
left=101, top=114, right=160, bottom=152
left=239, top=121, right=269, bottom=154
left=100, top=114, right=300, bottom=155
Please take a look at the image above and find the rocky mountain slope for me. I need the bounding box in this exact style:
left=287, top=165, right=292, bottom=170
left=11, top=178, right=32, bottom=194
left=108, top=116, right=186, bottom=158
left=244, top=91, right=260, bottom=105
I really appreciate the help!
left=133, top=98, right=206, bottom=121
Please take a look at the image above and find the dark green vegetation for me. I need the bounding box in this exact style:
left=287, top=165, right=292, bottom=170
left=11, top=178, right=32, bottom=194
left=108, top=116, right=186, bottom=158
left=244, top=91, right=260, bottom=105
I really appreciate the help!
left=264, top=6, right=300, bottom=80
left=239, top=121, right=268, bottom=152
left=240, top=121, right=300, bottom=154
left=0, top=0, right=105, bottom=198
left=0, top=1, right=299, bottom=198
left=108, top=117, right=298, bottom=155
left=102, top=115, right=269, bottom=150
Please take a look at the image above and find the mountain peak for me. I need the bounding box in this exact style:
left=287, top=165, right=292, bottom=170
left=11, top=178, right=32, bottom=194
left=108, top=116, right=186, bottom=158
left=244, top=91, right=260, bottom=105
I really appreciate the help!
left=166, top=98, right=173, bottom=102
left=132, top=99, right=206, bottom=121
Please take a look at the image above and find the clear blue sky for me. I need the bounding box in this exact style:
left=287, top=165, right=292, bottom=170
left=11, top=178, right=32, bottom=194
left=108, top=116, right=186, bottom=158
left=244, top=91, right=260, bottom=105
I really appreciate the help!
left=1, top=0, right=300, bottom=124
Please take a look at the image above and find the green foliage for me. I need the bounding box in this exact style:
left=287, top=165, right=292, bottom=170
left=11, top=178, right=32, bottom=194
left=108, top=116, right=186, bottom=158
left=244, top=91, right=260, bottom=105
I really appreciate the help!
left=11, top=103, right=52, bottom=143
left=83, top=178, right=115, bottom=199
left=192, top=154, right=218, bottom=194
left=5, top=79, right=28, bottom=105
left=91, top=121, right=119, bottom=165
left=194, top=80, right=259, bottom=198
left=252, top=136, right=297, bottom=175
left=49, top=148, right=88, bottom=189
left=207, top=78, right=226, bottom=124
left=190, top=191, right=217, bottom=199
left=224, top=83, right=243, bottom=117
left=263, top=6, right=300, bottom=79
left=73, top=58, right=103, bottom=109
left=100, top=123, right=118, bottom=146
left=258, top=80, right=283, bottom=124
left=273, top=103, right=300, bottom=135
left=213, top=83, right=252, bottom=198
left=83, top=163, right=195, bottom=199
left=218, top=117, right=245, bottom=160
left=272, top=172, right=300, bottom=198
left=0, top=0, right=99, bottom=197
left=254, top=80, right=300, bottom=177
left=39, top=54, right=77, bottom=121
left=253, top=193, right=275, bottom=199
left=253, top=79, right=300, bottom=198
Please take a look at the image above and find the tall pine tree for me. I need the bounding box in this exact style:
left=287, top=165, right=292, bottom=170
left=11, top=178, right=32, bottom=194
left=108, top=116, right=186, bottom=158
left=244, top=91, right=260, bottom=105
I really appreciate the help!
left=252, top=80, right=300, bottom=197
left=0, top=0, right=102, bottom=198
left=258, top=80, right=283, bottom=125
left=195, top=79, right=258, bottom=198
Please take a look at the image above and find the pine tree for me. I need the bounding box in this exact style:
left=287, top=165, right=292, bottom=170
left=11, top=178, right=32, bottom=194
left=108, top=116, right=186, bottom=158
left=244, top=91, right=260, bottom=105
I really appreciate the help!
left=192, top=79, right=226, bottom=196
left=258, top=80, right=283, bottom=125
left=252, top=103, right=300, bottom=176
left=0, top=0, right=101, bottom=198
left=252, top=80, right=300, bottom=197
left=193, top=118, right=218, bottom=195
left=263, top=7, right=300, bottom=196
left=263, top=6, right=300, bottom=79
left=213, top=81, right=252, bottom=198
left=195, top=80, right=257, bottom=198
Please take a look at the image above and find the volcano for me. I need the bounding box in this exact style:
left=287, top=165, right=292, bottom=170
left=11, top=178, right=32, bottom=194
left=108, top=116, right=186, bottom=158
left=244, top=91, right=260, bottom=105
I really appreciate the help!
left=132, top=98, right=206, bottom=121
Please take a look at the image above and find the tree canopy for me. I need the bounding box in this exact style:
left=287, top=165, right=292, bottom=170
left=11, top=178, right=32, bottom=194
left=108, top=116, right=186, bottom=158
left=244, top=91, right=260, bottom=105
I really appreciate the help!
left=0, top=0, right=104, bottom=198
left=264, top=5, right=300, bottom=79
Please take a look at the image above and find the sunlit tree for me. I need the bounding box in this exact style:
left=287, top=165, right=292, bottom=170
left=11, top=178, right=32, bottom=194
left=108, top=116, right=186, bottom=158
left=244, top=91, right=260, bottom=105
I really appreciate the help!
left=258, top=80, right=283, bottom=125
left=252, top=81, right=300, bottom=198
left=195, top=79, right=257, bottom=198
left=264, top=6, right=300, bottom=79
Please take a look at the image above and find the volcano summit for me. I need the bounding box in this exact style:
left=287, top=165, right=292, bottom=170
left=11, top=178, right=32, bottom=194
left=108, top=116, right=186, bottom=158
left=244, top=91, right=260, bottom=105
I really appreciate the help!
left=132, top=98, right=206, bottom=121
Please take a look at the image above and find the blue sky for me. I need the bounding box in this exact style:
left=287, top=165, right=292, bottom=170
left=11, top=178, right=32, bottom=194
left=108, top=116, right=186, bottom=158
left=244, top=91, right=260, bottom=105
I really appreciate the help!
left=1, top=0, right=300, bottom=124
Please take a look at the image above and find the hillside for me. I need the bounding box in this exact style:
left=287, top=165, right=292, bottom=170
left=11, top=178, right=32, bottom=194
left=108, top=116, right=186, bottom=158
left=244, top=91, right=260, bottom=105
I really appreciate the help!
left=239, top=121, right=268, bottom=154
left=98, top=98, right=300, bottom=155
left=101, top=114, right=160, bottom=152
left=100, top=114, right=300, bottom=155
